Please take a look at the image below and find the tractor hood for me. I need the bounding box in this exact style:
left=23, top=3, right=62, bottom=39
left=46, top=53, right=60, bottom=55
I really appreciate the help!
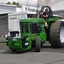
left=20, top=18, right=45, bottom=23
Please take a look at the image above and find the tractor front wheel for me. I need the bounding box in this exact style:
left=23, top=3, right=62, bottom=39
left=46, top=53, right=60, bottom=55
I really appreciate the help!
left=12, top=50, right=17, bottom=52
left=35, top=37, right=41, bottom=52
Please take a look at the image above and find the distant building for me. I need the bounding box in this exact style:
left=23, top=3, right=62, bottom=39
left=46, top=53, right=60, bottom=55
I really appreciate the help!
left=16, top=7, right=22, bottom=12
left=21, top=5, right=37, bottom=18
left=0, top=4, right=17, bottom=37
left=0, top=4, right=16, bottom=14
left=0, top=4, right=37, bottom=37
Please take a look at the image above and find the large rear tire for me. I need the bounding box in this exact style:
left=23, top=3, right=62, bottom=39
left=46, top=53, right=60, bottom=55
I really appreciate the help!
left=35, top=37, right=41, bottom=52
left=49, top=21, right=64, bottom=48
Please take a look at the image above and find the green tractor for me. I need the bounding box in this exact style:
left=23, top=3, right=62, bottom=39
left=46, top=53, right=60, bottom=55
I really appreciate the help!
left=7, top=6, right=64, bottom=52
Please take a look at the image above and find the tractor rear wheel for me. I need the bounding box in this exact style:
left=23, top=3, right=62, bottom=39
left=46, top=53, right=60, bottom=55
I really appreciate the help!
left=49, top=21, right=64, bottom=48
left=35, top=37, right=41, bottom=52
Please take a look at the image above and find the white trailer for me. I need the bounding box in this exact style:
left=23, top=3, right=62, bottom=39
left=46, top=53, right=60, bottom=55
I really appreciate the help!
left=7, top=11, right=27, bottom=37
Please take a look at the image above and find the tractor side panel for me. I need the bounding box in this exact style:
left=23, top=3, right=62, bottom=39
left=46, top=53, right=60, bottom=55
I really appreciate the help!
left=40, top=30, right=47, bottom=42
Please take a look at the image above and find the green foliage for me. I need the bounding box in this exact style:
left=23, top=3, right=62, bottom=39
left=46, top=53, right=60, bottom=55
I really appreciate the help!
left=6, top=1, right=20, bottom=7
left=12, top=1, right=20, bottom=7
left=16, top=2, right=20, bottom=7
left=6, top=2, right=11, bottom=4
left=12, top=1, right=16, bottom=5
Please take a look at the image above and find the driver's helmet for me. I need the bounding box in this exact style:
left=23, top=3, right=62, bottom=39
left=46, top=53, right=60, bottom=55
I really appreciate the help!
left=43, top=7, right=49, bottom=12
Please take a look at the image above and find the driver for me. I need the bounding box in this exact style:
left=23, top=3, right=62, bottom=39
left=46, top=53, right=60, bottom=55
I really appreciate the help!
left=41, top=8, right=49, bottom=27
left=42, top=8, right=49, bottom=19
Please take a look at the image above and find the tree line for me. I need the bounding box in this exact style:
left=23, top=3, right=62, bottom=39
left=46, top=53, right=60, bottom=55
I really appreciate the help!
left=6, top=2, right=20, bottom=7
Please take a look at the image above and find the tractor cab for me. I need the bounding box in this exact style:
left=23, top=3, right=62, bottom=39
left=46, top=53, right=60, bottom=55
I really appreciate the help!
left=20, top=18, right=45, bottom=37
left=20, top=22, right=42, bottom=35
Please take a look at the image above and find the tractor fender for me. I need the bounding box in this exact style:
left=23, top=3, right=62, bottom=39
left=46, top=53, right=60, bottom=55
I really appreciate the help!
left=57, top=19, right=64, bottom=22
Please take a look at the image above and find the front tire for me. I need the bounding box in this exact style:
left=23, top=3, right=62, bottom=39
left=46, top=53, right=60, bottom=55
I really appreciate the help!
left=35, top=37, right=41, bottom=52
left=49, top=21, right=64, bottom=48
left=12, top=50, right=17, bottom=52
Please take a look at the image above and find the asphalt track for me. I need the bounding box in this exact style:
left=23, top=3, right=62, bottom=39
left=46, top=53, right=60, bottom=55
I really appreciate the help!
left=0, top=42, right=64, bottom=64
